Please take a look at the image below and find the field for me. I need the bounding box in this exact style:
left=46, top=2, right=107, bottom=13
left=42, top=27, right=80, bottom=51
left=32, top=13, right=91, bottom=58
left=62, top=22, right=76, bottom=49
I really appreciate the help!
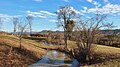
left=0, top=34, right=46, bottom=66
left=23, top=36, right=120, bottom=67
left=26, top=36, right=120, bottom=67
left=0, top=34, right=120, bottom=67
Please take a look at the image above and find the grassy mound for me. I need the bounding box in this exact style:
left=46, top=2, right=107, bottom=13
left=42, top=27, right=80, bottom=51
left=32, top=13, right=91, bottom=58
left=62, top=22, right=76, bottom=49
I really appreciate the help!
left=0, top=34, right=46, bottom=66
left=0, top=43, right=39, bottom=66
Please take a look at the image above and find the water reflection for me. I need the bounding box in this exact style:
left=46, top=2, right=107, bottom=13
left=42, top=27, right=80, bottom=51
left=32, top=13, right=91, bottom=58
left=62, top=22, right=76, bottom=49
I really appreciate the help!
left=30, top=50, right=79, bottom=67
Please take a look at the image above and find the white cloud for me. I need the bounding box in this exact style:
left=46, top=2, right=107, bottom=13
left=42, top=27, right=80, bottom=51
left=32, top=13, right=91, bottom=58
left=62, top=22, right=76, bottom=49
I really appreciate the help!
left=83, top=7, right=88, bottom=10
left=39, top=10, right=57, bottom=16
left=87, top=0, right=101, bottom=7
left=0, top=13, right=22, bottom=23
left=26, top=10, right=57, bottom=18
left=87, top=0, right=93, bottom=3
left=27, top=3, right=120, bottom=19
left=0, top=14, right=12, bottom=22
left=49, top=19, right=57, bottom=23
left=63, top=0, right=69, bottom=2
left=103, top=0, right=109, bottom=3
left=34, top=0, right=43, bottom=2
left=27, top=10, right=42, bottom=15
left=93, top=1, right=98, bottom=5
left=81, top=3, right=120, bottom=16
left=0, top=14, right=12, bottom=18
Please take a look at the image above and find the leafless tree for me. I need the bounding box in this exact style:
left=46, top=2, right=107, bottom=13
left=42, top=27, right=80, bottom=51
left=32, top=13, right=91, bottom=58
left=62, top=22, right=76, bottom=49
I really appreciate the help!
left=104, top=22, right=116, bottom=30
left=13, top=17, right=19, bottom=35
left=69, top=14, right=108, bottom=63
left=18, top=21, right=28, bottom=49
left=26, top=15, right=33, bottom=35
left=103, top=22, right=116, bottom=46
left=57, top=6, right=75, bottom=49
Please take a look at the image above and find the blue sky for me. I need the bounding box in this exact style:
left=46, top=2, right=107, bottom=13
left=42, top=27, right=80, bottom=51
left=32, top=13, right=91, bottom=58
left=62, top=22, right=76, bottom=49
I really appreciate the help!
left=0, top=0, right=120, bottom=32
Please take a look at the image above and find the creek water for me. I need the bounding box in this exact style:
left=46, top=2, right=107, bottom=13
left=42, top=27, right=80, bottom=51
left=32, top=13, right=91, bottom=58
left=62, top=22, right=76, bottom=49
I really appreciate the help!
left=30, top=50, right=79, bottom=67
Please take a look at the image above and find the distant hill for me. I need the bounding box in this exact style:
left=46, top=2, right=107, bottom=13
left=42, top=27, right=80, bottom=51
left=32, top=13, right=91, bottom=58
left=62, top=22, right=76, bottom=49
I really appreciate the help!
left=115, top=29, right=120, bottom=32
left=38, top=30, right=63, bottom=34
left=10, top=29, right=120, bottom=35
left=101, top=29, right=120, bottom=34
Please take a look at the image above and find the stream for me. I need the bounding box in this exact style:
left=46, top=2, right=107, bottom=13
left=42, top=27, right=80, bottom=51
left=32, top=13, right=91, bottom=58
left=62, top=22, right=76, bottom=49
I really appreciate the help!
left=30, top=50, right=79, bottom=67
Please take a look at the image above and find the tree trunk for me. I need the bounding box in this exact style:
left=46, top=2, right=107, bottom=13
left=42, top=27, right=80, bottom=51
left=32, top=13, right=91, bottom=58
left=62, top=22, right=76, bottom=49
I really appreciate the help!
left=64, top=31, right=68, bottom=49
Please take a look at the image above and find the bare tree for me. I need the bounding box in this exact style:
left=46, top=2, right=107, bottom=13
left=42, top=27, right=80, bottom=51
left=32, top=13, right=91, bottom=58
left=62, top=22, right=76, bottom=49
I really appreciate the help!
left=57, top=6, right=75, bottom=49
left=103, top=22, right=116, bottom=46
left=66, top=20, right=75, bottom=40
left=13, top=17, right=19, bottom=35
left=104, top=22, right=116, bottom=30
left=68, top=14, right=108, bottom=63
left=18, top=21, right=28, bottom=49
left=26, top=15, right=33, bottom=35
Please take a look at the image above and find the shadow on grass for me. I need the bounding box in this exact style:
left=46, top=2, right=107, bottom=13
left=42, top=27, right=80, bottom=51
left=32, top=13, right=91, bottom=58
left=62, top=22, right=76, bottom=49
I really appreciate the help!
left=87, top=53, right=120, bottom=65
left=23, top=37, right=46, bottom=42
left=0, top=43, right=41, bottom=66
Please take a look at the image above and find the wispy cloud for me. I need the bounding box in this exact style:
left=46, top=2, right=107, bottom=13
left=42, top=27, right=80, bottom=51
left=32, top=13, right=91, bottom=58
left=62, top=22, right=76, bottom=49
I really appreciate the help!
left=33, top=0, right=43, bottom=2
left=103, top=0, right=109, bottom=3
left=26, top=10, right=57, bottom=19
left=49, top=19, right=57, bottom=23
left=63, top=0, right=69, bottom=2
left=87, top=0, right=93, bottom=3
left=0, top=13, right=21, bottom=23
left=86, top=0, right=101, bottom=7
left=81, top=3, right=120, bottom=16
left=39, top=10, right=56, bottom=16
left=93, top=1, right=101, bottom=6
left=0, top=13, right=12, bottom=22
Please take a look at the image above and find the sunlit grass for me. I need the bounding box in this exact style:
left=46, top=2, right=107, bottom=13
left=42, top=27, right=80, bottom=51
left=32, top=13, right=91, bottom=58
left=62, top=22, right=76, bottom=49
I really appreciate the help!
left=1, top=34, right=120, bottom=67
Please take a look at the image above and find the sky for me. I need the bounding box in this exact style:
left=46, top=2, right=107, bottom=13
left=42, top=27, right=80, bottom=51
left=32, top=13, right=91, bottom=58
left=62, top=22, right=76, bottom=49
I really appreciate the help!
left=0, top=0, right=120, bottom=32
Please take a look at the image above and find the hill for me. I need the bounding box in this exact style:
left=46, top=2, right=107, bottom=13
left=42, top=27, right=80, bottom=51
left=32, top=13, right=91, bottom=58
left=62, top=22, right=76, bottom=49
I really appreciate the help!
left=0, top=34, right=46, bottom=66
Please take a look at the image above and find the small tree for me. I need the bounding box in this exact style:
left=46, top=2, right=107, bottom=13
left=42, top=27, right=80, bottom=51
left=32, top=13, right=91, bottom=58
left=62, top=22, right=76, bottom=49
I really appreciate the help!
left=103, top=22, right=116, bottom=45
left=18, top=21, right=28, bottom=49
left=26, top=15, right=33, bottom=35
left=57, top=6, right=75, bottom=49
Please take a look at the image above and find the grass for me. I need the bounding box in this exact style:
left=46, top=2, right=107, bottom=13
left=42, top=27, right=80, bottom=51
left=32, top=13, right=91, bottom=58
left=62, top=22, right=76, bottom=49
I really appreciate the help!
left=23, top=36, right=120, bottom=67
left=95, top=44, right=120, bottom=54
left=0, top=43, right=40, bottom=66
left=0, top=34, right=46, bottom=66
left=83, top=45, right=120, bottom=67
left=0, top=34, right=120, bottom=67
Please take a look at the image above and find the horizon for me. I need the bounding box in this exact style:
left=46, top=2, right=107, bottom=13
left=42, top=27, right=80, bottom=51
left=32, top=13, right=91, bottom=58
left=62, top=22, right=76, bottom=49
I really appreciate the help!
left=0, top=0, right=120, bottom=32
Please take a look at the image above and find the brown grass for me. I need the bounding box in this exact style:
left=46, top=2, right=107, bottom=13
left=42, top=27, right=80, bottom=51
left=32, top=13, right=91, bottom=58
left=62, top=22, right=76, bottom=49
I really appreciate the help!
left=0, top=34, right=46, bottom=66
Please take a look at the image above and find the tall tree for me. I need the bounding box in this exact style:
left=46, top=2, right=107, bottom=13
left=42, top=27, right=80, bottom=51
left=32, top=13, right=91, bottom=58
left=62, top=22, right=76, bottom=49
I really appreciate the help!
left=13, top=17, right=19, bottom=34
left=57, top=6, right=75, bottom=49
left=66, top=20, right=75, bottom=40
left=69, top=14, right=109, bottom=63
left=26, top=15, right=33, bottom=35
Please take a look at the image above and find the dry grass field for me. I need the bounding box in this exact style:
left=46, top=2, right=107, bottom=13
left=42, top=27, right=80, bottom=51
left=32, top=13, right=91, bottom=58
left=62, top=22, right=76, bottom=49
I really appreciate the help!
left=0, top=34, right=46, bottom=66
left=0, top=34, right=120, bottom=67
